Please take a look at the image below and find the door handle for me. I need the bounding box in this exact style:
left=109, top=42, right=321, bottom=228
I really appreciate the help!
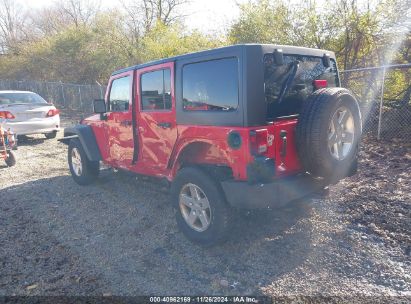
left=120, top=120, right=132, bottom=126
left=157, top=122, right=172, bottom=129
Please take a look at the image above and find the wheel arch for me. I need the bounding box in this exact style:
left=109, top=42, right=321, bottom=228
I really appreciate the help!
left=60, top=125, right=101, bottom=162
left=169, top=139, right=233, bottom=180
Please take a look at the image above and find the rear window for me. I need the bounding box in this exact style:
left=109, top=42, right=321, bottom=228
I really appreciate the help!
left=0, top=93, right=47, bottom=105
left=264, top=54, right=339, bottom=119
left=182, top=57, right=239, bottom=111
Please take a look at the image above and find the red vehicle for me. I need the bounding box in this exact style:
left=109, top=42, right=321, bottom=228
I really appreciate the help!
left=60, top=44, right=362, bottom=245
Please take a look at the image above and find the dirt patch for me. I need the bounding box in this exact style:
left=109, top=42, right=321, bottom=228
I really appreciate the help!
left=0, top=120, right=410, bottom=296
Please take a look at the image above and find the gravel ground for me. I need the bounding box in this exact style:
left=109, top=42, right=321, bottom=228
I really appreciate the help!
left=0, top=116, right=410, bottom=297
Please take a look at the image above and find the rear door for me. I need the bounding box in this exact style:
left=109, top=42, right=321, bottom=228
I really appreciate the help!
left=136, top=62, right=177, bottom=172
left=105, top=71, right=134, bottom=168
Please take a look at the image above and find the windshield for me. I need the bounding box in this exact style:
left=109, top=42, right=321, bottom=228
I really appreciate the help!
left=0, top=92, right=48, bottom=105
left=264, top=54, right=339, bottom=119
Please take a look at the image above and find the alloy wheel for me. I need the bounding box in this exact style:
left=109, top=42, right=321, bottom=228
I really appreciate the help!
left=328, top=106, right=355, bottom=160
left=179, top=183, right=212, bottom=232
left=71, top=147, right=83, bottom=176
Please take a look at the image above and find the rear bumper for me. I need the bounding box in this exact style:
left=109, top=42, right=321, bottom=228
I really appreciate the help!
left=221, top=174, right=325, bottom=209
left=3, top=116, right=60, bottom=135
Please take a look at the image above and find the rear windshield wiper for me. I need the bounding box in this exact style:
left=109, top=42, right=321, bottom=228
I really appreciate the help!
left=278, top=60, right=300, bottom=104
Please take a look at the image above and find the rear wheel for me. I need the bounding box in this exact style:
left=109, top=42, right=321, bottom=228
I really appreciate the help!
left=296, top=88, right=362, bottom=181
left=5, top=151, right=16, bottom=167
left=45, top=131, right=57, bottom=139
left=68, top=139, right=99, bottom=185
left=171, top=167, right=232, bottom=246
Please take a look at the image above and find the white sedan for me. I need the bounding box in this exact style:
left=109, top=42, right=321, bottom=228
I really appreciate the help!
left=0, top=90, right=60, bottom=138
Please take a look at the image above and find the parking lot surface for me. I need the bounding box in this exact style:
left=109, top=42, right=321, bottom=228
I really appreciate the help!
left=1, top=117, right=410, bottom=296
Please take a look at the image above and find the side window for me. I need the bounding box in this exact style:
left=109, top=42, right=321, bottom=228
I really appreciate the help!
left=109, top=76, right=130, bottom=112
left=141, top=69, right=171, bottom=111
left=182, top=57, right=239, bottom=111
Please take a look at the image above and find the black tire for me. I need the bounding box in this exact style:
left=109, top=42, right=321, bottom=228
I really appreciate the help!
left=45, top=131, right=57, bottom=139
left=5, top=151, right=16, bottom=167
left=296, top=88, right=362, bottom=181
left=68, top=138, right=99, bottom=185
left=171, top=167, right=232, bottom=246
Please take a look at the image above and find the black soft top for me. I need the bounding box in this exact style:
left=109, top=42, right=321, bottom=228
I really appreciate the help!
left=112, top=44, right=337, bottom=76
left=111, top=44, right=338, bottom=127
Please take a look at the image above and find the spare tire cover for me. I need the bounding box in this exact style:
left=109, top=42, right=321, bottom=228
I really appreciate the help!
left=296, top=88, right=362, bottom=180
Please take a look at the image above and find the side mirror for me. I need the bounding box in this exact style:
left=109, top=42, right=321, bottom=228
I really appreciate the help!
left=93, top=99, right=106, bottom=114
left=273, top=49, right=284, bottom=65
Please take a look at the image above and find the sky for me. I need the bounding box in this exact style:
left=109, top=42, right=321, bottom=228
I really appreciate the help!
left=21, top=0, right=247, bottom=34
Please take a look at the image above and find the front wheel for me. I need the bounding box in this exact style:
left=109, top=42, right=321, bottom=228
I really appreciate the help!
left=171, top=167, right=232, bottom=246
left=68, top=139, right=99, bottom=185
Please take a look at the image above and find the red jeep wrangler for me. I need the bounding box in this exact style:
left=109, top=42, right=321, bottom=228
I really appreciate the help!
left=60, top=44, right=362, bottom=245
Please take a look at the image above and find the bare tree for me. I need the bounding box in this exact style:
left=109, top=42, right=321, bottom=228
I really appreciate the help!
left=57, top=0, right=101, bottom=27
left=31, top=7, right=67, bottom=36
left=121, top=0, right=188, bottom=34
left=0, top=0, right=27, bottom=53
left=32, top=0, right=101, bottom=36
left=120, top=0, right=144, bottom=45
left=329, top=0, right=411, bottom=70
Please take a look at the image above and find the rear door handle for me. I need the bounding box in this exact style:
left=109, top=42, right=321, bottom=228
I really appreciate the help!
left=120, top=120, right=132, bottom=126
left=157, top=122, right=172, bottom=129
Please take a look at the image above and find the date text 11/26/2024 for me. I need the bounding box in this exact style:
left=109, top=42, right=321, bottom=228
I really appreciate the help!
left=149, top=296, right=270, bottom=303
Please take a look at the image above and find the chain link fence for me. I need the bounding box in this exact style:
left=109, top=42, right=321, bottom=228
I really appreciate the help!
left=1, top=64, right=410, bottom=142
left=0, top=79, right=106, bottom=114
left=340, top=64, right=411, bottom=141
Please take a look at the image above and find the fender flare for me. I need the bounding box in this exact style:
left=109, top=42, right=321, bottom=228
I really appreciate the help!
left=59, top=125, right=102, bottom=161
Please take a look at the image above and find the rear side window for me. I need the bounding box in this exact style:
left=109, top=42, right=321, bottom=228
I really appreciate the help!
left=141, top=69, right=171, bottom=111
left=182, top=57, right=239, bottom=111
left=109, top=76, right=130, bottom=112
left=264, top=54, right=338, bottom=118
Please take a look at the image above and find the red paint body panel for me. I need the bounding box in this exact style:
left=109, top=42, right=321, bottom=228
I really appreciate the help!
left=135, top=62, right=178, bottom=175
left=267, top=119, right=302, bottom=177
left=169, top=126, right=252, bottom=180
left=81, top=61, right=303, bottom=182
left=85, top=71, right=135, bottom=169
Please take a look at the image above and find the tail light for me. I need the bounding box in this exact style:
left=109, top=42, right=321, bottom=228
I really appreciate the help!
left=46, top=109, right=60, bottom=117
left=250, top=129, right=268, bottom=156
left=313, top=79, right=328, bottom=90
left=0, top=111, right=15, bottom=119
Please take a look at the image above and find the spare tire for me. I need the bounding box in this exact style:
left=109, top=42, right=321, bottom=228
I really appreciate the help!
left=296, top=88, right=362, bottom=181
